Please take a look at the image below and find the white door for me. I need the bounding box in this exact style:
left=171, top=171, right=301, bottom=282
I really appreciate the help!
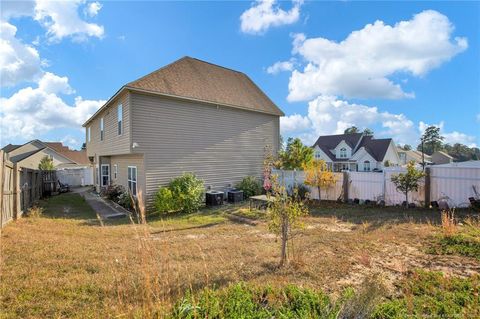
left=101, top=164, right=110, bottom=187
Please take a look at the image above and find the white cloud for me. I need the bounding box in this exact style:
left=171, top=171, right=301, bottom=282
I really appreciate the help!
left=38, top=72, right=74, bottom=94
left=0, top=73, right=104, bottom=141
left=280, top=114, right=311, bottom=133
left=0, top=21, right=43, bottom=87
left=85, top=1, right=102, bottom=17
left=34, top=0, right=104, bottom=42
left=60, top=135, right=81, bottom=149
left=287, top=10, right=468, bottom=101
left=267, top=59, right=295, bottom=74
left=240, top=0, right=303, bottom=35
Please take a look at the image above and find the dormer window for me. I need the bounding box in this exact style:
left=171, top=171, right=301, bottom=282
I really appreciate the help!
left=340, top=148, right=347, bottom=158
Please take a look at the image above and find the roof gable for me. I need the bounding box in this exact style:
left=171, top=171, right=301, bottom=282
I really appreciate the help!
left=126, top=56, right=284, bottom=116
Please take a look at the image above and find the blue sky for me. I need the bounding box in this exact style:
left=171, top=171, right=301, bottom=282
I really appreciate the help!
left=1, top=0, right=479, bottom=150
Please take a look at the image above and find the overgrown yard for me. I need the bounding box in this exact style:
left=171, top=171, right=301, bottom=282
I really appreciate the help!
left=1, top=193, right=479, bottom=318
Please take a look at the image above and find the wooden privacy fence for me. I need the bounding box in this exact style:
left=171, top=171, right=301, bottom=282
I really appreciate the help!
left=1, top=150, right=56, bottom=228
left=274, top=165, right=480, bottom=208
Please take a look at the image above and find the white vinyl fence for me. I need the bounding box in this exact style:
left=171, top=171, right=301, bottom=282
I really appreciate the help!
left=56, top=167, right=93, bottom=187
left=272, top=169, right=343, bottom=201
left=430, top=166, right=480, bottom=208
left=274, top=165, right=480, bottom=208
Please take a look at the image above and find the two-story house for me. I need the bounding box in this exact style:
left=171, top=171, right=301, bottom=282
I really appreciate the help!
left=312, top=133, right=400, bottom=172
left=83, top=56, right=283, bottom=212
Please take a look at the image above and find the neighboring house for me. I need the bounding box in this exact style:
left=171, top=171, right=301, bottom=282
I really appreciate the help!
left=312, top=133, right=400, bottom=172
left=83, top=56, right=283, bottom=211
left=397, top=149, right=452, bottom=166
left=1, top=140, right=93, bottom=185
left=397, top=149, right=432, bottom=166
left=431, top=151, right=453, bottom=165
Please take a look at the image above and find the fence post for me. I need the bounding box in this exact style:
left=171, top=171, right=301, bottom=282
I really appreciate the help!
left=424, top=167, right=431, bottom=208
left=342, top=171, right=349, bottom=202
left=12, top=164, right=20, bottom=220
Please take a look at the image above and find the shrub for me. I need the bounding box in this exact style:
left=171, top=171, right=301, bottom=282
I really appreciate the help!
left=373, top=270, right=480, bottom=319
left=288, top=184, right=310, bottom=201
left=169, top=283, right=340, bottom=318
left=155, top=187, right=175, bottom=213
left=235, top=176, right=262, bottom=199
left=117, top=191, right=133, bottom=210
left=27, top=206, right=44, bottom=218
left=155, top=173, right=204, bottom=214
left=101, top=184, right=125, bottom=201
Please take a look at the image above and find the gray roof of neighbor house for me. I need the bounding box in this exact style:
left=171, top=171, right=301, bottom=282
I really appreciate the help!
left=356, top=136, right=393, bottom=162
left=1, top=144, right=21, bottom=153
left=313, top=133, right=363, bottom=162
left=313, top=133, right=393, bottom=162
left=433, top=151, right=453, bottom=159
left=84, top=57, right=284, bottom=126
left=9, top=148, right=45, bottom=163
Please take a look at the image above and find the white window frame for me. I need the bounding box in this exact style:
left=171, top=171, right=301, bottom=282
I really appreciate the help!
left=100, top=117, right=104, bottom=141
left=340, top=148, right=347, bottom=158
left=87, top=127, right=91, bottom=142
left=364, top=160, right=371, bottom=172
left=128, top=166, right=137, bottom=196
left=117, top=104, right=123, bottom=135
left=101, top=164, right=110, bottom=187
left=113, top=164, right=118, bottom=179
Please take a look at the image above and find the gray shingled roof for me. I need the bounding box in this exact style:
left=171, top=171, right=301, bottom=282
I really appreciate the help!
left=127, top=56, right=284, bottom=116
left=312, top=133, right=363, bottom=162
left=1, top=144, right=21, bottom=153
left=9, top=148, right=45, bottom=163
left=313, top=133, right=393, bottom=162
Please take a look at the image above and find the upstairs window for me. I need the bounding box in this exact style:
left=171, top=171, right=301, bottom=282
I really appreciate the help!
left=117, top=104, right=123, bottom=135
left=315, top=151, right=321, bottom=159
left=340, top=147, right=347, bottom=158
left=87, top=126, right=91, bottom=142
left=364, top=160, right=371, bottom=171
left=100, top=117, right=104, bottom=141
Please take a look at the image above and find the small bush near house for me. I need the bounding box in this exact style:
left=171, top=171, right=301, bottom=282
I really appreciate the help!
left=117, top=191, right=133, bottom=210
left=373, top=270, right=480, bottom=319
left=155, top=173, right=204, bottom=214
left=235, top=176, right=262, bottom=199
left=101, top=184, right=125, bottom=201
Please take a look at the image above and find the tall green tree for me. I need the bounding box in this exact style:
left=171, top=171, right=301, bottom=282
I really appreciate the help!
left=418, top=126, right=444, bottom=155
left=363, top=128, right=374, bottom=136
left=344, top=126, right=359, bottom=134
left=279, top=138, right=313, bottom=170
left=391, top=161, right=425, bottom=208
left=38, top=156, right=54, bottom=170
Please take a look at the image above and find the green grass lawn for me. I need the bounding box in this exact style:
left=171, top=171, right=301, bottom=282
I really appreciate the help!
left=39, top=193, right=97, bottom=220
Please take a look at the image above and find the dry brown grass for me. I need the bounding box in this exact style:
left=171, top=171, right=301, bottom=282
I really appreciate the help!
left=1, top=195, right=479, bottom=318
left=441, top=209, right=457, bottom=237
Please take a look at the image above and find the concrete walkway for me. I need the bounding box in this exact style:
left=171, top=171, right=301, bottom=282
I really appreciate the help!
left=81, top=191, right=128, bottom=220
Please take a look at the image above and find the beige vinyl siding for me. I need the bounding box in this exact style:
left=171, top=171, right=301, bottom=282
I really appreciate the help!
left=109, top=154, right=146, bottom=211
left=86, top=91, right=131, bottom=157
left=131, top=93, right=280, bottom=210
left=7, top=140, right=44, bottom=157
